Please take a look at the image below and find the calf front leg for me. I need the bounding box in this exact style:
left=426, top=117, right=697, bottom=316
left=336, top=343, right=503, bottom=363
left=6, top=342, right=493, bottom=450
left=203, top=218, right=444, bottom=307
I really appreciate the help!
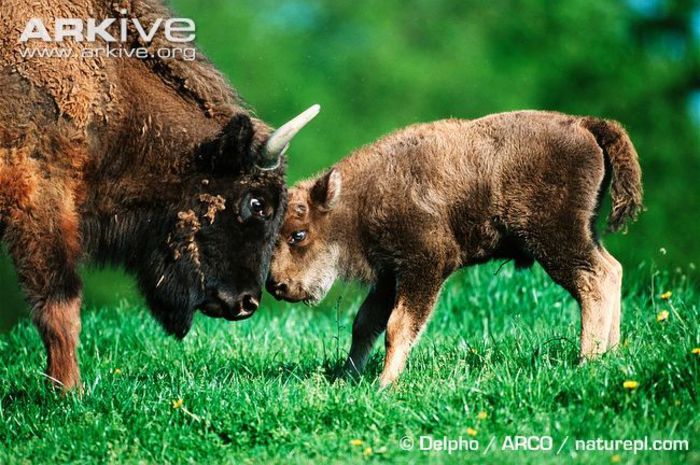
left=379, top=277, right=442, bottom=388
left=343, top=275, right=396, bottom=377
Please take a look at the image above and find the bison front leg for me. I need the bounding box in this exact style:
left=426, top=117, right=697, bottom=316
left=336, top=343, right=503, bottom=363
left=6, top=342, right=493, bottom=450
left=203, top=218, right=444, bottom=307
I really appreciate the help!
left=32, top=296, right=82, bottom=389
left=379, top=276, right=442, bottom=388
left=4, top=195, right=83, bottom=390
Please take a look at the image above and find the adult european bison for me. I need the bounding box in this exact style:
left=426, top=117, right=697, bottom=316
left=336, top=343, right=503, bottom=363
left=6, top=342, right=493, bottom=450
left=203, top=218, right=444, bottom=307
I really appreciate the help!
left=0, top=0, right=319, bottom=390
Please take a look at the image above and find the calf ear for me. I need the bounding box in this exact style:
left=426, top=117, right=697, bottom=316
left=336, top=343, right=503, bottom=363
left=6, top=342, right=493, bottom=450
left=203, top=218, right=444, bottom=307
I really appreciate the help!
left=311, top=168, right=341, bottom=211
left=196, top=114, right=255, bottom=173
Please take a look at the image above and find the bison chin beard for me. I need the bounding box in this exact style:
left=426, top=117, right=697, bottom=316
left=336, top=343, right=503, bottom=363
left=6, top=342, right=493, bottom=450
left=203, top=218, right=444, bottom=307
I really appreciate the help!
left=138, top=266, right=201, bottom=340
left=145, top=290, right=197, bottom=339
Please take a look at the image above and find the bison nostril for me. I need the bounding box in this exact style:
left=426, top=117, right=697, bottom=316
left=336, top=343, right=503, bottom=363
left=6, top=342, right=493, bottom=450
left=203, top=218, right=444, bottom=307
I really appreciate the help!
left=241, top=294, right=259, bottom=312
left=215, top=289, right=236, bottom=309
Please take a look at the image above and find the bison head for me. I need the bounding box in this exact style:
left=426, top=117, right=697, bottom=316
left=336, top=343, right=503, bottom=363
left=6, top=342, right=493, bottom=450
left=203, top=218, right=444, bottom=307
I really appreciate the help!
left=138, top=105, right=320, bottom=338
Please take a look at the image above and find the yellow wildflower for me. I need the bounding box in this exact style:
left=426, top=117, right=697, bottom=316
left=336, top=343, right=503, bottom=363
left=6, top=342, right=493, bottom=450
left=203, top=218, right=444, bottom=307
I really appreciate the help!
left=611, top=454, right=621, bottom=463
left=477, top=411, right=488, bottom=421
left=350, top=439, right=363, bottom=447
left=623, top=380, right=639, bottom=390
left=656, top=310, right=669, bottom=322
left=363, top=447, right=373, bottom=457
left=466, top=427, right=478, bottom=437
left=113, top=368, right=122, bottom=375
left=691, top=348, right=700, bottom=355
left=660, top=291, right=672, bottom=300
left=172, top=398, right=184, bottom=409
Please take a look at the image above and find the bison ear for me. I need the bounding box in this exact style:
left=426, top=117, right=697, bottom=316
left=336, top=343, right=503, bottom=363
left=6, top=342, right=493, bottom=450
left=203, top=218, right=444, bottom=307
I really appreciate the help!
left=196, top=114, right=255, bottom=173
left=310, top=168, right=341, bottom=211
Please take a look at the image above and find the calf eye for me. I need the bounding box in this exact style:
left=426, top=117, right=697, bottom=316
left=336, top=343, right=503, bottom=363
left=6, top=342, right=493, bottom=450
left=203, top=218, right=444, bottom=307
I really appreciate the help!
left=288, top=230, right=307, bottom=245
left=250, top=197, right=266, bottom=216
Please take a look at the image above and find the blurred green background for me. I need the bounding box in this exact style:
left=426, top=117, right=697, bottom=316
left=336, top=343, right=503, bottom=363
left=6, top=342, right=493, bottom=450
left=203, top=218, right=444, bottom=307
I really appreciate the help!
left=1, top=0, right=698, bottom=331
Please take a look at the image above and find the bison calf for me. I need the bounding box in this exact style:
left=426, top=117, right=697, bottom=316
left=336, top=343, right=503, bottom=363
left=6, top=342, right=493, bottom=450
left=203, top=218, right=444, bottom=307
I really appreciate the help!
left=268, top=111, right=642, bottom=387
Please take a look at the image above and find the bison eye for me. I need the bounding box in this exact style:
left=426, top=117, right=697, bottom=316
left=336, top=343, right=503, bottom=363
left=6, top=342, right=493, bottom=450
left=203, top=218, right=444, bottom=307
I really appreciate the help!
left=249, top=197, right=266, bottom=216
left=288, top=230, right=307, bottom=245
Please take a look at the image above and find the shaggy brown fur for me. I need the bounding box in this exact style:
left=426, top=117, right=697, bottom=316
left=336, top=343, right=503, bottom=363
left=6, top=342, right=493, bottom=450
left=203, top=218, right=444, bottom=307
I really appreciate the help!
left=1, top=0, right=290, bottom=390
left=268, top=111, right=642, bottom=387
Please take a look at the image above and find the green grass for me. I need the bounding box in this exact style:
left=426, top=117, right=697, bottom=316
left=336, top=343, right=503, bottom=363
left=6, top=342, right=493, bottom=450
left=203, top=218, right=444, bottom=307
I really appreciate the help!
left=0, top=262, right=698, bottom=465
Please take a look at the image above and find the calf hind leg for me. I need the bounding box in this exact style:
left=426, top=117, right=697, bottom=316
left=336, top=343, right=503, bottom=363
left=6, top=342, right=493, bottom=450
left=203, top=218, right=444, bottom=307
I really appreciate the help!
left=598, top=247, right=623, bottom=349
left=574, top=249, right=618, bottom=359
left=531, top=239, right=618, bottom=360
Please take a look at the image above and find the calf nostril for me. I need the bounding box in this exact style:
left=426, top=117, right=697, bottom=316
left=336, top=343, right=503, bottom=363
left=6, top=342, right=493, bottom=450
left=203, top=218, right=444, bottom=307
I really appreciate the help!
left=275, top=282, right=288, bottom=294
left=241, top=294, right=259, bottom=312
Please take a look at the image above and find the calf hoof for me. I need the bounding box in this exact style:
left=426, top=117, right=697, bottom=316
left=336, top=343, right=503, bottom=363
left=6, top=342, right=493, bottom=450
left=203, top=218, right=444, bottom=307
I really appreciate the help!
left=578, top=350, right=605, bottom=366
left=335, top=361, right=364, bottom=383
left=378, top=372, right=400, bottom=390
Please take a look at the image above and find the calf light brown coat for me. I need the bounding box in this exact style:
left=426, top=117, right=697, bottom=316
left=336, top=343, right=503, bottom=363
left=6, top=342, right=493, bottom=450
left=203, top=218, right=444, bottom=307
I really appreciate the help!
left=268, top=111, right=642, bottom=387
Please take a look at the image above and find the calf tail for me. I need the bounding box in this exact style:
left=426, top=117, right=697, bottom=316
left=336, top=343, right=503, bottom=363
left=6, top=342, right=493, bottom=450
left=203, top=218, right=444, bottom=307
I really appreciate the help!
left=582, top=117, right=643, bottom=232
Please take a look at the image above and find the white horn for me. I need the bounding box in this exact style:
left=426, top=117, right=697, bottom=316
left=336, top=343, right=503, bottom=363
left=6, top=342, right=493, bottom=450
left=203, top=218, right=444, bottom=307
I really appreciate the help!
left=257, top=104, right=320, bottom=170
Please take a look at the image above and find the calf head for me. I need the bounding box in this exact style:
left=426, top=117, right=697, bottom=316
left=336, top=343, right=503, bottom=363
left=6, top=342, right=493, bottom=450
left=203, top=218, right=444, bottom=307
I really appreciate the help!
left=139, top=105, right=320, bottom=337
left=267, top=168, right=342, bottom=304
